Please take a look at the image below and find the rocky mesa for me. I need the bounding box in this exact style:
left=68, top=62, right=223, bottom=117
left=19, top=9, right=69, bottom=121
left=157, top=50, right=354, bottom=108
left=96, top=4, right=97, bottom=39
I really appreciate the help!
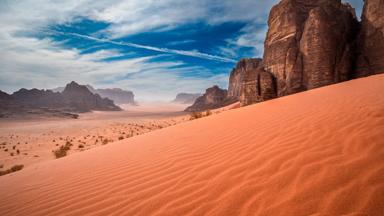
left=188, top=0, right=384, bottom=111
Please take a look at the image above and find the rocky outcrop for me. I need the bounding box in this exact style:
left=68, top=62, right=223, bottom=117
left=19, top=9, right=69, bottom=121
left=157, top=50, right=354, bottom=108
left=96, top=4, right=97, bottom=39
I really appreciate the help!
left=53, top=85, right=135, bottom=105
left=263, top=0, right=358, bottom=96
left=61, top=81, right=121, bottom=112
left=12, top=88, right=65, bottom=108
left=0, top=81, right=121, bottom=118
left=228, top=58, right=263, bottom=100
left=188, top=0, right=384, bottom=110
left=355, top=0, right=384, bottom=77
left=185, top=86, right=231, bottom=112
left=173, top=93, right=202, bottom=104
left=240, top=65, right=277, bottom=106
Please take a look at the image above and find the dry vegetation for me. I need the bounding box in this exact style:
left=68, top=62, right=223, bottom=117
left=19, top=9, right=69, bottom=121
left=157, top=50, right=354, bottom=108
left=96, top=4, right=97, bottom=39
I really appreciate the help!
left=0, top=164, right=24, bottom=176
left=189, top=110, right=212, bottom=120
left=53, top=141, right=72, bottom=158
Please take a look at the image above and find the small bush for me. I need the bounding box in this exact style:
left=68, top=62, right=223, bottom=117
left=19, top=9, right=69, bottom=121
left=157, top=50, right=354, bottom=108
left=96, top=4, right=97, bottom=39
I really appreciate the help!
left=190, top=112, right=203, bottom=120
left=102, top=139, right=109, bottom=145
left=205, top=110, right=212, bottom=116
left=78, top=144, right=84, bottom=149
left=53, top=142, right=72, bottom=158
left=0, top=164, right=24, bottom=176
left=118, top=136, right=124, bottom=140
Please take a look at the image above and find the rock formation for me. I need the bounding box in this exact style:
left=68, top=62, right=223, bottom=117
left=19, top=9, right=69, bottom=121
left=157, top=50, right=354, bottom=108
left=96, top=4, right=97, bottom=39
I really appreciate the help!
left=173, top=93, right=202, bottom=104
left=263, top=0, right=358, bottom=96
left=53, top=85, right=135, bottom=105
left=189, top=0, right=384, bottom=111
left=228, top=58, right=263, bottom=100
left=185, top=86, right=231, bottom=112
left=240, top=65, right=277, bottom=106
left=355, top=0, right=384, bottom=77
left=0, top=81, right=121, bottom=118
left=61, top=81, right=121, bottom=112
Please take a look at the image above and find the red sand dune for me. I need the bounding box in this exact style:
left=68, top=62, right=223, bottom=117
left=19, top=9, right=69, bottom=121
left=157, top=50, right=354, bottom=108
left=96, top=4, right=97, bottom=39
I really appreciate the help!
left=1, top=75, right=384, bottom=215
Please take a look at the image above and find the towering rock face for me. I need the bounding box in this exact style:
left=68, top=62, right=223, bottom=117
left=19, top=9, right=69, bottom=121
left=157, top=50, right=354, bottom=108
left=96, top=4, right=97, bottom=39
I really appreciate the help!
left=240, top=66, right=277, bottom=106
left=263, top=0, right=358, bottom=96
left=355, top=0, right=384, bottom=77
left=228, top=58, right=263, bottom=99
left=185, top=86, right=230, bottom=112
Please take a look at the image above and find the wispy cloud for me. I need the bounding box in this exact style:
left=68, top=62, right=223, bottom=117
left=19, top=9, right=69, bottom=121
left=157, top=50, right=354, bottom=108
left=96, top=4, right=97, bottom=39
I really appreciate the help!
left=0, top=0, right=364, bottom=101
left=51, top=31, right=237, bottom=63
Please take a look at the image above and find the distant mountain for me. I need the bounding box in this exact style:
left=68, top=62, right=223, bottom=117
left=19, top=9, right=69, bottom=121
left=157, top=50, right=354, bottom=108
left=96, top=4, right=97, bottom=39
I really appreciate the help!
left=0, top=81, right=121, bottom=118
left=53, top=84, right=135, bottom=105
left=60, top=81, right=121, bottom=112
left=185, top=86, right=234, bottom=112
left=172, top=93, right=201, bottom=104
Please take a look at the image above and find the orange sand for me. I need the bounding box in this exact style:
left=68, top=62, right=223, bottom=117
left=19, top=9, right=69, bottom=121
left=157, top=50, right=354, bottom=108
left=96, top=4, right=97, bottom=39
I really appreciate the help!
left=1, top=75, right=384, bottom=215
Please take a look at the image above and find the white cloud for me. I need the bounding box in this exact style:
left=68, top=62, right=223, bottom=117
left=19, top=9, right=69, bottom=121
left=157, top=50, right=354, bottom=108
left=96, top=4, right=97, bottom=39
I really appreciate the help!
left=0, top=32, right=227, bottom=100
left=54, top=31, right=236, bottom=63
left=0, top=0, right=363, bottom=101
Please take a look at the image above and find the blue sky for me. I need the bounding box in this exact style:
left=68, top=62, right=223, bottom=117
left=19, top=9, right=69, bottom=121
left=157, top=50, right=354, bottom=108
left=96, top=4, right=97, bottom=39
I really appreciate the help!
left=0, top=0, right=363, bottom=101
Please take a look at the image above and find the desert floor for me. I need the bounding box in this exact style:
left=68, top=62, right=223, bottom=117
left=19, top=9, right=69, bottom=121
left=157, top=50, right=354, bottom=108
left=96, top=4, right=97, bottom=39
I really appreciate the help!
left=0, top=102, right=192, bottom=169
left=0, top=75, right=384, bottom=215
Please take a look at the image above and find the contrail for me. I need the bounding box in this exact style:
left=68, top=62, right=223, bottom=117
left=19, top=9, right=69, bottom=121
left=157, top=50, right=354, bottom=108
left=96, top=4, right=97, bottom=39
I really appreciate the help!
left=50, top=30, right=237, bottom=63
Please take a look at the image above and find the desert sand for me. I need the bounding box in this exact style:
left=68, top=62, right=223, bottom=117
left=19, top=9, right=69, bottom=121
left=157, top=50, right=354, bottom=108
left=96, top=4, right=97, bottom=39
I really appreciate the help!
left=1, top=75, right=384, bottom=215
left=0, top=102, right=191, bottom=169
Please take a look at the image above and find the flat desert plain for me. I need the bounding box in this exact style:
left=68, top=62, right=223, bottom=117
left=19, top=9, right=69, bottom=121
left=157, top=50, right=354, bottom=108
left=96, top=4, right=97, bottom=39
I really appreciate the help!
left=1, top=75, right=384, bottom=215
left=0, top=102, right=190, bottom=169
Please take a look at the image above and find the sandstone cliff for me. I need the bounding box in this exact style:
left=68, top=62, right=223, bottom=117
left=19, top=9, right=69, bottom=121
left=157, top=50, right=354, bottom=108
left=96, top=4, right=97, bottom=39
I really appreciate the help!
left=355, top=0, right=384, bottom=77
left=228, top=58, right=263, bottom=100
left=190, top=0, right=384, bottom=111
left=185, top=86, right=231, bottom=112
left=240, top=65, right=277, bottom=106
left=263, top=0, right=358, bottom=96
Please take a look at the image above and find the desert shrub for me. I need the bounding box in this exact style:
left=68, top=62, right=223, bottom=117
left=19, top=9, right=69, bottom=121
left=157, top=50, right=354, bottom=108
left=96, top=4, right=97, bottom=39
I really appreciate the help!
left=118, top=136, right=124, bottom=140
left=205, top=110, right=212, bottom=116
left=102, top=139, right=109, bottom=145
left=78, top=144, right=84, bottom=148
left=53, top=142, right=72, bottom=158
left=190, top=112, right=203, bottom=120
left=0, top=164, right=24, bottom=176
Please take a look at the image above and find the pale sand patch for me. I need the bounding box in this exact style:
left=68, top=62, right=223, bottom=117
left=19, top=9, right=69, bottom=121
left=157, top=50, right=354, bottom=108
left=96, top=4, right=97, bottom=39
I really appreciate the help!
left=0, top=75, right=383, bottom=215
left=0, top=103, right=190, bottom=169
